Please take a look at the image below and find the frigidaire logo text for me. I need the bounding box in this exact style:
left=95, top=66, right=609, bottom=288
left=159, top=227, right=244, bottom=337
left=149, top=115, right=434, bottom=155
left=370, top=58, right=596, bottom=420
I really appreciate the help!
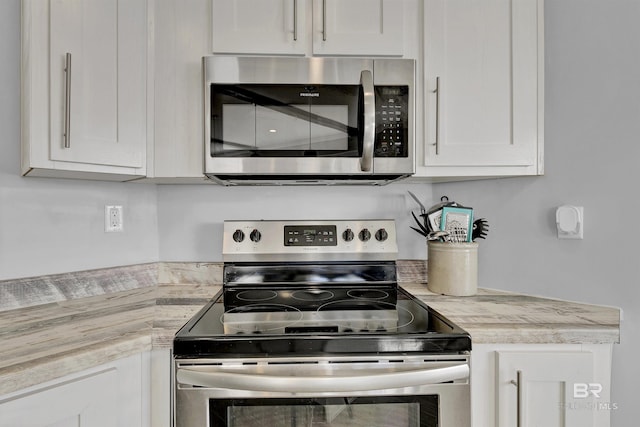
left=300, top=93, right=320, bottom=97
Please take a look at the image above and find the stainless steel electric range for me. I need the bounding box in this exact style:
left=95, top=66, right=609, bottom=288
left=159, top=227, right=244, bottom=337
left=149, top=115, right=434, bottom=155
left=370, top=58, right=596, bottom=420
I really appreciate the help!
left=174, top=220, right=471, bottom=427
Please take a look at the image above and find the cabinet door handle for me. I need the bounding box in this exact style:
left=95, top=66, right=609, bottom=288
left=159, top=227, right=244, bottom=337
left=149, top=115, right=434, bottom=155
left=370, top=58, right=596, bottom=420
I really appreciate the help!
left=432, top=76, right=440, bottom=155
left=293, top=0, right=298, bottom=41
left=322, top=0, right=327, bottom=41
left=510, top=370, right=523, bottom=427
left=63, top=52, right=72, bottom=149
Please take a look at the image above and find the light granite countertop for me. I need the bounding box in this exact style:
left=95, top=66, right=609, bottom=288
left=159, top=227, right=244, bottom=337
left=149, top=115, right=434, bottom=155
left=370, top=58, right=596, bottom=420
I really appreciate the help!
left=0, top=261, right=621, bottom=395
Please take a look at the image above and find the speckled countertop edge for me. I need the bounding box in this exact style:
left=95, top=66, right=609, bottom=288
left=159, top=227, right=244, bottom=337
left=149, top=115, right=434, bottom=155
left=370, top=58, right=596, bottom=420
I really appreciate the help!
left=0, top=261, right=621, bottom=396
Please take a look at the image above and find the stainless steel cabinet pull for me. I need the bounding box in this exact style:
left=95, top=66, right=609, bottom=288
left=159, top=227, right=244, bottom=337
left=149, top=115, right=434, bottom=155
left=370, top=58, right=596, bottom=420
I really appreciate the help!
left=432, top=76, right=440, bottom=155
left=322, top=0, right=327, bottom=41
left=63, top=52, right=72, bottom=149
left=510, top=370, right=523, bottom=427
left=359, top=69, right=375, bottom=172
left=293, top=0, right=298, bottom=41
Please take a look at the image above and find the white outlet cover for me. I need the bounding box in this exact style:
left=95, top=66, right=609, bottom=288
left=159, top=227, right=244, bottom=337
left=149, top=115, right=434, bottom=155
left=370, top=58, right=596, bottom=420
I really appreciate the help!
left=556, top=205, right=583, bottom=239
left=105, top=205, right=123, bottom=232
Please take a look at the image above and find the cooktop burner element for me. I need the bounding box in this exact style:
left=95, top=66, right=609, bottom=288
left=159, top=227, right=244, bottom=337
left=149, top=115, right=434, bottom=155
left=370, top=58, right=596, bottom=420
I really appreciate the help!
left=235, top=289, right=277, bottom=302
left=347, top=288, right=390, bottom=300
left=291, top=289, right=334, bottom=301
left=174, top=220, right=471, bottom=358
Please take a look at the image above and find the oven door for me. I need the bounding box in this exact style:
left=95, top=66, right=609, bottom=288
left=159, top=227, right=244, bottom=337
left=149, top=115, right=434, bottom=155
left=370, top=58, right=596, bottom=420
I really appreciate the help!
left=175, top=354, right=470, bottom=427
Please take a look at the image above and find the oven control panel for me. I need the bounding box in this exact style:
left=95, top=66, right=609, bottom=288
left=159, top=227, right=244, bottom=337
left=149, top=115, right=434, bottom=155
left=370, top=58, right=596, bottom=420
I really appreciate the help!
left=284, top=225, right=337, bottom=246
left=223, top=220, right=398, bottom=262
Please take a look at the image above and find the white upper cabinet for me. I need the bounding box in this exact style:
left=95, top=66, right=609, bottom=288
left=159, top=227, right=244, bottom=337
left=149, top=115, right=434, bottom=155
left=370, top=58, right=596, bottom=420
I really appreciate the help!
left=211, top=0, right=307, bottom=55
left=211, top=0, right=404, bottom=56
left=21, top=0, right=148, bottom=180
left=311, top=0, right=404, bottom=56
left=416, top=0, right=543, bottom=179
left=149, top=0, right=211, bottom=181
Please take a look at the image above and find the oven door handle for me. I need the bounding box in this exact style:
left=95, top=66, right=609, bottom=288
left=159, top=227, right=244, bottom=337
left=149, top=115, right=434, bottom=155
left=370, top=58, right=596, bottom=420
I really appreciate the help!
left=359, top=69, right=375, bottom=172
left=177, top=364, right=468, bottom=393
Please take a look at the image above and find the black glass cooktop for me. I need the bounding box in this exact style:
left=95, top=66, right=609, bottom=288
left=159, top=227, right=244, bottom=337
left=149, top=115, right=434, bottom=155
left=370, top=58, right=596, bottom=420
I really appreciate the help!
left=174, top=285, right=471, bottom=358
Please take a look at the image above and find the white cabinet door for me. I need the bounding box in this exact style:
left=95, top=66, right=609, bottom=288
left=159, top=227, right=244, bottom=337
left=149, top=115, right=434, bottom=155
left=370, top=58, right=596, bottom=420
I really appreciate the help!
left=0, top=353, right=148, bottom=427
left=496, top=351, right=596, bottom=427
left=0, top=369, right=117, bottom=427
left=151, top=0, right=210, bottom=180
left=311, top=0, right=404, bottom=56
left=211, top=0, right=307, bottom=55
left=471, top=344, right=613, bottom=427
left=22, top=0, right=147, bottom=180
left=210, top=0, right=403, bottom=56
left=418, top=0, right=543, bottom=178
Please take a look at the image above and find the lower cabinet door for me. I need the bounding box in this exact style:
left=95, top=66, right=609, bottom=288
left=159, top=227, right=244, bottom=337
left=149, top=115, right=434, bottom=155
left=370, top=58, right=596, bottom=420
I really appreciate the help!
left=496, top=351, right=595, bottom=427
left=0, top=353, right=147, bottom=427
left=0, top=368, right=117, bottom=427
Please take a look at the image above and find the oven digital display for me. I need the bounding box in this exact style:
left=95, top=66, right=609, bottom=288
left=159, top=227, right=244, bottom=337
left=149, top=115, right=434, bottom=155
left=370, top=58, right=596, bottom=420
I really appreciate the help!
left=284, top=225, right=337, bottom=246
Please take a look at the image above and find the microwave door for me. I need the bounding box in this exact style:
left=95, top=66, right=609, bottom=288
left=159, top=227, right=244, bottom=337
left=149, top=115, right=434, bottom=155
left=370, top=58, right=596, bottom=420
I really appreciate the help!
left=213, top=84, right=371, bottom=172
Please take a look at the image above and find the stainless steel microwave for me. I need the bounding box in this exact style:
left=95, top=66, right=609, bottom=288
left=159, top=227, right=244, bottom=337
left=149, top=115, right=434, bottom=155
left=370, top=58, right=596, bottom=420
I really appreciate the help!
left=203, top=56, right=415, bottom=185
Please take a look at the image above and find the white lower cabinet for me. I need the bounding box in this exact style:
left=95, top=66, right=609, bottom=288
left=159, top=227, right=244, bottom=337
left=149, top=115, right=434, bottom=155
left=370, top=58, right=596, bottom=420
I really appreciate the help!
left=472, top=343, right=613, bottom=427
left=150, top=349, right=173, bottom=427
left=0, top=353, right=150, bottom=427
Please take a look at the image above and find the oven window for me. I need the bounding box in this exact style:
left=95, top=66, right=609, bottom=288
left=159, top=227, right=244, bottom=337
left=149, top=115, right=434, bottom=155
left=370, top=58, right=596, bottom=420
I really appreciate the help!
left=210, top=84, right=361, bottom=158
left=210, top=396, right=438, bottom=427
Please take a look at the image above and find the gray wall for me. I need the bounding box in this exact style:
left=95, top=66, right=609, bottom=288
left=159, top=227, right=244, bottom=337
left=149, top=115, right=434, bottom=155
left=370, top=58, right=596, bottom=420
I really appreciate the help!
left=0, top=0, right=159, bottom=280
left=156, top=183, right=432, bottom=262
left=432, top=0, right=639, bottom=423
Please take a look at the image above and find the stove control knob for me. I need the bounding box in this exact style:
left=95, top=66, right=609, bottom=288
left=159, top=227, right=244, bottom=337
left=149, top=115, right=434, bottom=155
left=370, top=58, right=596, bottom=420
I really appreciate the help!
left=359, top=228, right=371, bottom=242
left=375, top=228, right=388, bottom=242
left=232, top=229, right=245, bottom=242
left=342, top=228, right=355, bottom=242
left=250, top=229, right=262, bottom=243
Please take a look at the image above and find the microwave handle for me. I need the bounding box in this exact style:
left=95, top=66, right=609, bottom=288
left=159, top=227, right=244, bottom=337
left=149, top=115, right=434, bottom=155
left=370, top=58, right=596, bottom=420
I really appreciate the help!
left=177, top=364, right=468, bottom=393
left=359, top=69, right=375, bottom=172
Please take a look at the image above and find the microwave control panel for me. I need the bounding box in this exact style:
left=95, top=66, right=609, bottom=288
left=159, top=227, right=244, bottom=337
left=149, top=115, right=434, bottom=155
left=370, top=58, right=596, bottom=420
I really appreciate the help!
left=374, top=86, right=409, bottom=158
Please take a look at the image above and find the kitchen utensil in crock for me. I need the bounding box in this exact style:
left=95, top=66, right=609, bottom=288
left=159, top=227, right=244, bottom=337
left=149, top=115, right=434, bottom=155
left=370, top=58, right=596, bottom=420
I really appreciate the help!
left=471, top=218, right=489, bottom=241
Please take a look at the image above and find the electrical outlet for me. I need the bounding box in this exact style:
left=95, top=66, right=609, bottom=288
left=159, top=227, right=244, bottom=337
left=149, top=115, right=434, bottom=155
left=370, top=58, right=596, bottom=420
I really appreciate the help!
left=105, top=205, right=123, bottom=232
